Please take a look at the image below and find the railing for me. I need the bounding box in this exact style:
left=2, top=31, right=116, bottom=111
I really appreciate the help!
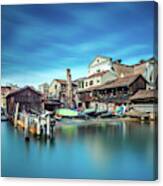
left=93, top=94, right=130, bottom=103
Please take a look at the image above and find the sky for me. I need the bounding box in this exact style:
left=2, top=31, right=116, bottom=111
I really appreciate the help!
left=1, top=1, right=157, bottom=87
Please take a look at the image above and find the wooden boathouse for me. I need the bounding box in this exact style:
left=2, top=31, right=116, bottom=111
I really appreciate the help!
left=130, top=89, right=158, bottom=113
left=95, top=74, right=147, bottom=103
left=6, top=86, right=43, bottom=116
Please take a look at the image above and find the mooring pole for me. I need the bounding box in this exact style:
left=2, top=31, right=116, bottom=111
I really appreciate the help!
left=14, top=102, right=19, bottom=127
left=36, top=116, right=41, bottom=136
left=24, top=113, right=29, bottom=141
left=46, top=115, right=50, bottom=138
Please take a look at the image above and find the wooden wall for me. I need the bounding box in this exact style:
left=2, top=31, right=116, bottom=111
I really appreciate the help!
left=7, top=88, right=43, bottom=115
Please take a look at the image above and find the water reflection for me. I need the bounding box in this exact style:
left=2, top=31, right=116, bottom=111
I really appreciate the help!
left=1, top=120, right=157, bottom=180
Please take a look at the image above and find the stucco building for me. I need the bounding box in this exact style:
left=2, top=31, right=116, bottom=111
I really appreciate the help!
left=38, top=83, right=49, bottom=97
left=49, top=78, right=77, bottom=104
left=77, top=56, right=118, bottom=92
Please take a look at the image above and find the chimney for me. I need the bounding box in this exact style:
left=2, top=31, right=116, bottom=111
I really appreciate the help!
left=66, top=68, right=73, bottom=108
left=139, top=60, right=145, bottom=64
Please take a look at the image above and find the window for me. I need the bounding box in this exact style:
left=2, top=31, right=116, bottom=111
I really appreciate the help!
left=150, top=74, right=153, bottom=82
left=85, top=82, right=88, bottom=87
left=89, top=80, right=93, bottom=86
left=79, top=82, right=81, bottom=88
left=111, top=66, right=114, bottom=71
left=82, top=81, right=84, bottom=88
left=97, top=69, right=100, bottom=73
left=55, top=85, right=57, bottom=89
left=97, top=80, right=100, bottom=83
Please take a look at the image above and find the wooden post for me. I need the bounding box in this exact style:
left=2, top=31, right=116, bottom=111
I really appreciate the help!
left=141, top=116, right=145, bottom=121
left=24, top=113, right=30, bottom=141
left=149, top=112, right=155, bottom=120
left=36, top=116, right=41, bottom=136
left=46, top=115, right=50, bottom=137
left=14, top=102, right=19, bottom=127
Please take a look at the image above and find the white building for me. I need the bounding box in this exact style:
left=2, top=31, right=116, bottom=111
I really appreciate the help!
left=78, top=56, right=117, bottom=91
left=88, top=56, right=113, bottom=76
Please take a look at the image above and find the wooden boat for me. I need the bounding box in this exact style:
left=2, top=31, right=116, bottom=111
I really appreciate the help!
left=55, top=114, right=62, bottom=121
left=1, top=114, right=8, bottom=121
left=93, top=110, right=108, bottom=117
left=55, top=108, right=89, bottom=122
left=100, top=112, right=116, bottom=118
left=84, top=108, right=96, bottom=117
left=1, top=107, right=8, bottom=121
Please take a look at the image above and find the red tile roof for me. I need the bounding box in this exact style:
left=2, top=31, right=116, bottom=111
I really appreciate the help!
left=54, top=79, right=77, bottom=86
left=88, top=70, right=109, bottom=78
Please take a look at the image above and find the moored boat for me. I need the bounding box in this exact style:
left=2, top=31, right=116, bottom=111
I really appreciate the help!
left=83, top=108, right=96, bottom=117
left=55, top=108, right=88, bottom=120
left=1, top=114, right=8, bottom=121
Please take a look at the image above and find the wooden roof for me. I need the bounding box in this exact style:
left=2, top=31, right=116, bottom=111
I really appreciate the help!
left=6, top=86, right=42, bottom=98
left=130, top=89, right=157, bottom=100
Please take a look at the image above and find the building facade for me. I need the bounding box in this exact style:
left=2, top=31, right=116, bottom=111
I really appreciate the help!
left=88, top=56, right=113, bottom=76
left=48, top=78, right=77, bottom=105
left=38, top=83, right=49, bottom=95
left=49, top=79, right=67, bottom=99
left=1, top=85, right=18, bottom=110
left=77, top=56, right=118, bottom=92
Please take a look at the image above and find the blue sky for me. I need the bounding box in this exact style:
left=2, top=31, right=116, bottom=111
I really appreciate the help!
left=1, top=2, right=157, bottom=87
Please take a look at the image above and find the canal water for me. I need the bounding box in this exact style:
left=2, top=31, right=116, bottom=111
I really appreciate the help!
left=1, top=120, right=157, bottom=180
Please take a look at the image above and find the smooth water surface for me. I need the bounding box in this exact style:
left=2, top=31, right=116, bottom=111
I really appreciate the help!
left=1, top=120, right=157, bottom=180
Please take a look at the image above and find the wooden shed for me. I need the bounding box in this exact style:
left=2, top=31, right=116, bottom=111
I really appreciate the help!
left=6, top=86, right=43, bottom=116
left=129, top=89, right=158, bottom=113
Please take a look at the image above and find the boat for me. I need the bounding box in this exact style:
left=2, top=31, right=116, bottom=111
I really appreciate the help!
left=55, top=114, right=62, bottom=121
left=93, top=110, right=108, bottom=117
left=55, top=108, right=88, bottom=120
left=1, top=108, right=8, bottom=121
left=100, top=112, right=115, bottom=118
left=83, top=108, right=96, bottom=117
left=1, top=114, right=8, bottom=121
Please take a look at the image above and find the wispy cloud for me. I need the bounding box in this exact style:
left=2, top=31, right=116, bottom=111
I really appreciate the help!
left=1, top=2, right=155, bottom=87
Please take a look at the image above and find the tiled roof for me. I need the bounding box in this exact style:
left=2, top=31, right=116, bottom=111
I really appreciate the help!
left=113, top=63, right=134, bottom=76
left=130, top=89, right=157, bottom=100
left=99, top=74, right=143, bottom=90
left=88, top=70, right=109, bottom=78
left=54, top=79, right=77, bottom=86
left=55, top=79, right=67, bottom=84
